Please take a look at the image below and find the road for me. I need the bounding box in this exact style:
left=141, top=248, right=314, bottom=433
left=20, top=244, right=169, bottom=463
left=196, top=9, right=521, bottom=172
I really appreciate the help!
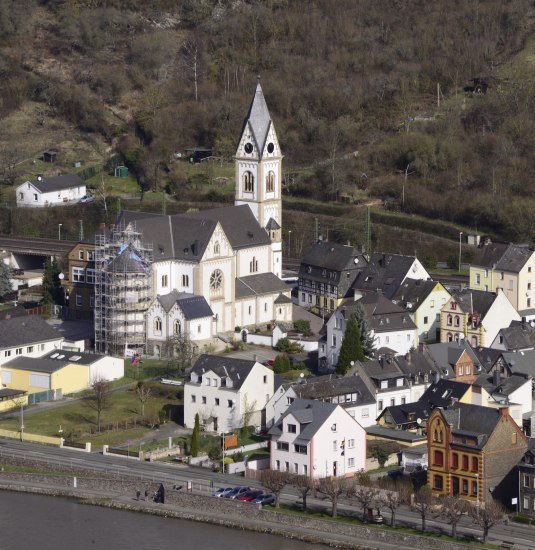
left=0, top=439, right=534, bottom=549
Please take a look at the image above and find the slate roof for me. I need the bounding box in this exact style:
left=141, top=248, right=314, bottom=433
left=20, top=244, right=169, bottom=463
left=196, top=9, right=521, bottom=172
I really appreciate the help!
left=419, top=378, right=471, bottom=408
left=393, top=279, right=443, bottom=313
left=471, top=242, right=509, bottom=269
left=3, top=356, right=70, bottom=374
left=497, top=321, right=535, bottom=351
left=451, top=288, right=497, bottom=319
left=365, top=424, right=427, bottom=443
left=352, top=252, right=422, bottom=299
left=274, top=293, right=292, bottom=304
left=495, top=244, right=534, bottom=273
left=298, top=241, right=366, bottom=284
left=357, top=292, right=416, bottom=333
left=290, top=374, right=376, bottom=407
left=108, top=243, right=150, bottom=273
left=268, top=398, right=338, bottom=442
left=471, top=346, right=502, bottom=371
left=190, top=355, right=259, bottom=390
left=41, top=349, right=107, bottom=365
left=501, top=350, right=535, bottom=377
left=235, top=272, right=290, bottom=299
left=426, top=341, right=484, bottom=377
left=379, top=401, right=433, bottom=426
left=241, top=82, right=272, bottom=156
left=156, top=290, right=213, bottom=320
left=395, top=350, right=440, bottom=381
left=472, top=371, right=527, bottom=398
left=0, top=316, right=62, bottom=349
left=27, top=174, right=85, bottom=193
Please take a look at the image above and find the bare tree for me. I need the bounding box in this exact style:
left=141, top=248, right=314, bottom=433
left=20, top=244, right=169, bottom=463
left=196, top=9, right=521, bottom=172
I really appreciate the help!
left=260, top=470, right=290, bottom=508
left=291, top=474, right=314, bottom=512
left=379, top=481, right=410, bottom=527
left=240, top=394, right=257, bottom=437
left=181, top=39, right=202, bottom=101
left=0, top=146, right=19, bottom=186
left=469, top=500, right=505, bottom=543
left=317, top=476, right=348, bottom=518
left=411, top=485, right=435, bottom=532
left=439, top=494, right=467, bottom=539
left=351, top=483, right=378, bottom=522
left=136, top=381, right=152, bottom=417
left=84, top=378, right=111, bottom=432
left=163, top=333, right=199, bottom=374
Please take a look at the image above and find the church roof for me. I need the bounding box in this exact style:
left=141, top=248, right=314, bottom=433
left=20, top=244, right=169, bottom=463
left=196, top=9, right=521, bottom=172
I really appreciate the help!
left=265, top=217, right=280, bottom=231
left=242, top=82, right=272, bottom=156
left=108, top=243, right=150, bottom=273
left=157, top=290, right=213, bottom=320
left=235, top=272, right=290, bottom=299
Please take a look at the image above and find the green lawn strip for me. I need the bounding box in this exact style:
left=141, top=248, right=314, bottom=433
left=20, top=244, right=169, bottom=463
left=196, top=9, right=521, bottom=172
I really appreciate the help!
left=0, top=464, right=79, bottom=476
left=85, top=172, right=140, bottom=195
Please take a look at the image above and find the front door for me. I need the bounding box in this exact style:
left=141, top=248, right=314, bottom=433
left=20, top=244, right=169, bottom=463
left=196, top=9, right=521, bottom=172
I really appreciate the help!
left=213, top=417, right=218, bottom=432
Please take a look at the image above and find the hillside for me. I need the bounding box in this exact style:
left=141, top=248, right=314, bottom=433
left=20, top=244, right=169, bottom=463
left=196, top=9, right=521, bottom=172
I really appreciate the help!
left=2, top=0, right=535, bottom=249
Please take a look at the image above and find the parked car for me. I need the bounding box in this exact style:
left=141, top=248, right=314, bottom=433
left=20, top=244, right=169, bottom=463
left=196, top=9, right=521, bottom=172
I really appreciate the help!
left=80, top=194, right=95, bottom=203
left=236, top=490, right=263, bottom=502
left=212, top=487, right=234, bottom=498
left=387, top=468, right=404, bottom=479
left=252, top=493, right=275, bottom=506
left=225, top=486, right=250, bottom=499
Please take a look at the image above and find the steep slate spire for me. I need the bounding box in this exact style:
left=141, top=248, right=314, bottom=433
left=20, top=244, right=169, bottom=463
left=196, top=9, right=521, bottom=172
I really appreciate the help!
left=243, top=82, right=272, bottom=156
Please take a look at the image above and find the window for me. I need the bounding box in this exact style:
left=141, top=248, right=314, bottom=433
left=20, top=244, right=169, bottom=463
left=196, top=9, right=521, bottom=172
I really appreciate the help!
left=213, top=378, right=217, bottom=387
left=303, top=465, right=307, bottom=476
left=202, top=396, right=207, bottom=404
left=210, top=270, right=223, bottom=292
left=266, top=171, right=275, bottom=193
left=348, top=458, right=355, bottom=468
left=423, top=316, right=428, bottom=324
left=173, top=320, right=181, bottom=335
left=332, top=440, right=337, bottom=451
left=361, top=409, right=369, bottom=418
left=447, top=314, right=452, bottom=326
left=512, top=432, right=518, bottom=445
left=276, top=442, right=289, bottom=451
left=471, top=457, right=478, bottom=472
left=161, top=274, right=168, bottom=287
left=72, top=267, right=85, bottom=282
left=249, top=256, right=258, bottom=273
left=243, top=171, right=254, bottom=193
left=294, top=463, right=298, bottom=473
left=275, top=460, right=280, bottom=470
left=1, top=370, right=12, bottom=384
left=154, top=317, right=162, bottom=333
left=182, top=274, right=189, bottom=287
left=88, top=250, right=94, bottom=261
left=198, top=324, right=201, bottom=333
left=401, top=397, right=406, bottom=405
left=33, top=193, right=38, bottom=201
left=248, top=305, right=252, bottom=315
left=466, top=365, right=471, bottom=375
left=27, top=346, right=34, bottom=353
left=228, top=400, right=233, bottom=408
left=29, top=373, right=49, bottom=389
left=378, top=400, right=383, bottom=410
left=462, top=479, right=468, bottom=494
left=86, top=269, right=96, bottom=283
left=508, top=279, right=514, bottom=291
left=39, top=344, right=44, bottom=351
left=285, top=462, right=289, bottom=472
left=452, top=453, right=459, bottom=469
left=213, top=242, right=220, bottom=255
left=348, top=439, right=355, bottom=449
left=79, top=250, right=84, bottom=260
left=476, top=273, right=481, bottom=285
left=75, top=294, right=82, bottom=307
left=264, top=303, right=267, bottom=312
left=524, top=497, right=530, bottom=511
left=205, top=378, right=211, bottom=386
left=390, top=398, right=395, bottom=407
left=294, top=444, right=307, bottom=454
left=472, top=481, right=478, bottom=496
left=191, top=395, right=196, bottom=403
left=287, top=423, right=297, bottom=433
left=433, top=450, right=444, bottom=467
left=454, top=315, right=460, bottom=327
left=215, top=398, right=220, bottom=406
left=380, top=380, right=388, bottom=389
left=332, top=334, right=337, bottom=347
left=524, top=475, right=531, bottom=488
left=458, top=365, right=464, bottom=376
left=4, top=350, right=11, bottom=357
left=462, top=455, right=468, bottom=470
left=301, top=292, right=305, bottom=302
left=434, top=475, right=443, bottom=490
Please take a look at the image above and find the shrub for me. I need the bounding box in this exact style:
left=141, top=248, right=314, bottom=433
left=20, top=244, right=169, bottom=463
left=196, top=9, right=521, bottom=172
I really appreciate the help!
left=293, top=319, right=312, bottom=335
left=272, top=353, right=291, bottom=374
left=275, top=338, right=303, bottom=354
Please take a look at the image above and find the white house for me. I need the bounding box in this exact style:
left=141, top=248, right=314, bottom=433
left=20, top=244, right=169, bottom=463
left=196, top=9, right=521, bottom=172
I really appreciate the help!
left=268, top=398, right=367, bottom=478
left=183, top=354, right=275, bottom=433
left=16, top=174, right=86, bottom=207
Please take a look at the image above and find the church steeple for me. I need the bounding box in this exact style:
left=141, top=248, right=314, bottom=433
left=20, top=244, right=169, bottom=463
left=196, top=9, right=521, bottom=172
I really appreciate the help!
left=235, top=82, right=282, bottom=236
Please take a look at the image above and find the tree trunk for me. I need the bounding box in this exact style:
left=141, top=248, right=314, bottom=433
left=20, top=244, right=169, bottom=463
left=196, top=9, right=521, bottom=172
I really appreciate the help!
left=141, top=402, right=145, bottom=416
left=302, top=493, right=307, bottom=511
left=390, top=510, right=395, bottom=527
left=331, top=497, right=338, bottom=518
left=483, top=527, right=488, bottom=543
left=275, top=492, right=280, bottom=508
left=421, top=515, right=426, bottom=532
left=452, top=522, right=457, bottom=538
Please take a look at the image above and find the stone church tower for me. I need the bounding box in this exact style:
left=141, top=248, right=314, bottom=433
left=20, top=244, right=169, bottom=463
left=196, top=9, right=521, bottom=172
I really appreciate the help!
left=235, top=81, right=282, bottom=277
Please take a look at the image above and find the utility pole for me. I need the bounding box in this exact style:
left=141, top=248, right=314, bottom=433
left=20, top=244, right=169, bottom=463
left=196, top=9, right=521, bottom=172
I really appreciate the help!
left=365, top=207, right=371, bottom=261
left=314, top=218, right=319, bottom=242
left=79, top=219, right=84, bottom=241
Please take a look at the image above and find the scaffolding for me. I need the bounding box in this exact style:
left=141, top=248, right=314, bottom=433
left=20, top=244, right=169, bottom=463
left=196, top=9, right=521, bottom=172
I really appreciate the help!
left=94, top=223, right=153, bottom=356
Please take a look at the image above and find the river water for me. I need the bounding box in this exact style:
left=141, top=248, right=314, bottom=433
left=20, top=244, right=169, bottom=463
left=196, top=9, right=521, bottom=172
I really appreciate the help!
left=0, top=491, right=328, bottom=550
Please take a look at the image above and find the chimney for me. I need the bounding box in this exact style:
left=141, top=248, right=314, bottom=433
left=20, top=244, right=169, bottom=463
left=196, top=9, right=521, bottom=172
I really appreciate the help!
left=254, top=354, right=258, bottom=362
left=498, top=406, right=508, bottom=417
left=493, top=370, right=501, bottom=386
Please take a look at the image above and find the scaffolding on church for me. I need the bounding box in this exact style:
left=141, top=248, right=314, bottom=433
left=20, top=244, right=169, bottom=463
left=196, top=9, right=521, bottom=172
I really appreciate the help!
left=94, top=222, right=153, bottom=356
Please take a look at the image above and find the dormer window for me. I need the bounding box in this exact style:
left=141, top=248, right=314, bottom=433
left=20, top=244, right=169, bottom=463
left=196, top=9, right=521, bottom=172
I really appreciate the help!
left=287, top=423, right=297, bottom=433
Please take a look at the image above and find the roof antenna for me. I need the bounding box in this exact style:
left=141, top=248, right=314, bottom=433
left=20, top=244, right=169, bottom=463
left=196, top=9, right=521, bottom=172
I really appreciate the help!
left=257, top=74, right=261, bottom=82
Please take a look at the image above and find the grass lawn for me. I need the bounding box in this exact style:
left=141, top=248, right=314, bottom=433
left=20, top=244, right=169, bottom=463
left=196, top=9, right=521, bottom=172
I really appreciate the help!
left=85, top=172, right=140, bottom=195
left=0, top=383, right=182, bottom=447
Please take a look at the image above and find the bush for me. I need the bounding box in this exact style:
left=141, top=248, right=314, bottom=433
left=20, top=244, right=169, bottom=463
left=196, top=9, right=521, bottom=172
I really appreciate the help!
left=275, top=338, right=303, bottom=354
left=293, top=319, right=312, bottom=335
left=208, top=445, right=222, bottom=461
left=272, top=353, right=291, bottom=374
left=232, top=451, right=245, bottom=462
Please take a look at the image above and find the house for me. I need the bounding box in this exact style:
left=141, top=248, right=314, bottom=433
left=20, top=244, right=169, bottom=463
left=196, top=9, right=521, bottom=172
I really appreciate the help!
left=491, top=320, right=535, bottom=351
left=401, top=442, right=428, bottom=472
left=440, top=289, right=520, bottom=347
left=469, top=240, right=509, bottom=293
left=95, top=82, right=290, bottom=355
left=146, top=291, right=214, bottom=355
left=470, top=242, right=535, bottom=315
left=297, top=241, right=366, bottom=315
left=268, top=398, right=366, bottom=478
left=16, top=174, right=86, bottom=207
left=0, top=316, right=63, bottom=361
left=490, top=349, right=535, bottom=379
left=43, top=149, right=58, bottom=163
left=427, top=403, right=528, bottom=506
left=518, top=440, right=535, bottom=518
left=352, top=252, right=430, bottom=300
left=65, top=241, right=96, bottom=320
left=394, top=346, right=442, bottom=401
left=318, top=291, right=417, bottom=373
left=0, top=388, right=28, bottom=412
left=393, top=279, right=450, bottom=343
left=426, top=340, right=484, bottom=382
left=183, top=354, right=275, bottom=433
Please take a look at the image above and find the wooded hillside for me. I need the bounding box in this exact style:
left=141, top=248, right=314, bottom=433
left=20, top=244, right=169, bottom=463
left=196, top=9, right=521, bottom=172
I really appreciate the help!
left=2, top=0, right=535, bottom=243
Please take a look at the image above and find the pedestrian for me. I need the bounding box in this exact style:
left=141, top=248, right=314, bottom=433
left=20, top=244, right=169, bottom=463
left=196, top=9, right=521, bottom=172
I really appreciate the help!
left=144, top=489, right=149, bottom=501
left=136, top=489, right=141, bottom=501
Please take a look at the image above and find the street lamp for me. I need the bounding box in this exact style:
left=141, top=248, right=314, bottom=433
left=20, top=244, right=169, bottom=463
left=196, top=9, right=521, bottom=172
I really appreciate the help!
left=19, top=400, right=24, bottom=442
left=221, top=432, right=225, bottom=474
left=58, top=223, right=63, bottom=241
left=288, top=230, right=292, bottom=258
left=458, top=232, right=463, bottom=273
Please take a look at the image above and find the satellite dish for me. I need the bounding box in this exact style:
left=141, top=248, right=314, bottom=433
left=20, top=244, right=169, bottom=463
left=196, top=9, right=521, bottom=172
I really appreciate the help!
left=58, top=273, right=65, bottom=280
left=354, top=258, right=359, bottom=264
left=299, top=372, right=304, bottom=378
left=416, top=418, right=422, bottom=425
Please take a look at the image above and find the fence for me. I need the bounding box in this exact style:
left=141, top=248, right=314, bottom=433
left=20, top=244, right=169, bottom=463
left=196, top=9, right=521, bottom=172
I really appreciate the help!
left=103, top=445, right=140, bottom=459
left=60, top=440, right=91, bottom=453
left=28, top=390, right=56, bottom=405
left=223, top=441, right=268, bottom=457
left=0, top=429, right=61, bottom=446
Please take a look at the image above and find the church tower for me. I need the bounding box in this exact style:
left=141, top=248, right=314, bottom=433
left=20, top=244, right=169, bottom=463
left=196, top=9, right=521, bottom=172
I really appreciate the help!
left=235, top=81, right=282, bottom=276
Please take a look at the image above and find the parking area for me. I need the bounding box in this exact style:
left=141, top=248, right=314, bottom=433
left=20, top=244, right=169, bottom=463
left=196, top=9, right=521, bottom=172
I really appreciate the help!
left=223, top=345, right=279, bottom=364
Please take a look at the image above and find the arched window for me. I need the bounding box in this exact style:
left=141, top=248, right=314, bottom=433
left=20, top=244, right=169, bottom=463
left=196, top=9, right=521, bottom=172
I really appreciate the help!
left=454, top=315, right=460, bottom=327
left=471, top=335, right=478, bottom=347
left=454, top=333, right=460, bottom=342
left=213, top=241, right=220, bottom=255
left=161, top=274, right=168, bottom=287
left=154, top=344, right=161, bottom=358
left=154, top=317, right=162, bottom=333
left=243, top=171, right=254, bottom=193
left=248, top=305, right=252, bottom=315
left=173, top=319, right=181, bottom=335
left=447, top=332, right=453, bottom=342
left=266, top=171, right=275, bottom=193
left=447, top=314, right=453, bottom=326
left=182, top=274, right=189, bottom=287
left=249, top=256, right=258, bottom=273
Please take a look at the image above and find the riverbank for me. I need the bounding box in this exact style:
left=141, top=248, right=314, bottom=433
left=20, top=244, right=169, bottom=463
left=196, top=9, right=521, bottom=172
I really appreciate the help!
left=0, top=457, right=468, bottom=550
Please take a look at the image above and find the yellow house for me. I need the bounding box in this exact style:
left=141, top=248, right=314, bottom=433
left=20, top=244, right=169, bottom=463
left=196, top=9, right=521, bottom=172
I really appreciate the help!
left=0, top=389, right=28, bottom=412
left=1, top=356, right=89, bottom=398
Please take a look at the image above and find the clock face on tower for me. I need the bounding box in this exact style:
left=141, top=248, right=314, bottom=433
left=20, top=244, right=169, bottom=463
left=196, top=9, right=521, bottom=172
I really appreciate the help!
left=244, top=142, right=253, bottom=154
left=267, top=142, right=274, bottom=154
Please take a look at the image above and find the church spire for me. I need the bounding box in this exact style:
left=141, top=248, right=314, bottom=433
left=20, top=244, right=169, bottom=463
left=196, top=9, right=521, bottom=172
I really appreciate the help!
left=241, top=82, right=272, bottom=158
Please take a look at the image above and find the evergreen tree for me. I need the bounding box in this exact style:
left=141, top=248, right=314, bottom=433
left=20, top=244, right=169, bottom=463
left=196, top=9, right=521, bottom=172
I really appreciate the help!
left=336, top=314, right=364, bottom=374
left=272, top=353, right=291, bottom=374
left=42, top=257, right=63, bottom=305
left=354, top=303, right=376, bottom=358
left=0, top=262, right=11, bottom=298
left=190, top=413, right=200, bottom=457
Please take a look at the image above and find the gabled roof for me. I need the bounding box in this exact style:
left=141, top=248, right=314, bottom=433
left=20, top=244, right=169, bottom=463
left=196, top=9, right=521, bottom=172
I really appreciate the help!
left=235, top=272, right=289, bottom=299
left=299, top=241, right=366, bottom=278
left=290, top=374, right=376, bottom=406
left=3, top=356, right=70, bottom=374
left=501, top=350, right=535, bottom=377
left=495, top=244, right=534, bottom=273
left=471, top=346, right=502, bottom=371
left=472, top=371, right=528, bottom=398
left=157, top=290, right=213, bottom=320
left=241, top=82, right=272, bottom=156
left=471, top=242, right=509, bottom=269
left=352, top=252, right=422, bottom=299
left=393, top=279, right=444, bottom=313
left=25, top=173, right=85, bottom=193
left=379, top=401, right=432, bottom=426
left=0, top=316, right=62, bottom=349
left=190, top=355, right=260, bottom=390
left=450, top=289, right=497, bottom=319
left=268, top=398, right=339, bottom=441
left=394, top=349, right=440, bottom=381
left=355, top=292, right=416, bottom=333
left=425, top=341, right=484, bottom=377
left=419, top=378, right=471, bottom=408
left=497, top=321, right=535, bottom=351
left=108, top=243, right=150, bottom=273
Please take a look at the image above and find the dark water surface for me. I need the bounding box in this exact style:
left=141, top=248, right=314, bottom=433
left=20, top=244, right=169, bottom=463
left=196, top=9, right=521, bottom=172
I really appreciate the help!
left=0, top=491, right=328, bottom=550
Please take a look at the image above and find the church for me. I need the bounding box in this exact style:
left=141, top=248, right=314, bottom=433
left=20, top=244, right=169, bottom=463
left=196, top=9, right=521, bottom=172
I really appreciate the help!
left=94, top=83, right=292, bottom=356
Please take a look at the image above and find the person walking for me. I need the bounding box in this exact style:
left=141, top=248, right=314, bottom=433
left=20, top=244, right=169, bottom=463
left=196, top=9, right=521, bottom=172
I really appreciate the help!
left=144, top=489, right=149, bottom=502
left=136, top=489, right=141, bottom=501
